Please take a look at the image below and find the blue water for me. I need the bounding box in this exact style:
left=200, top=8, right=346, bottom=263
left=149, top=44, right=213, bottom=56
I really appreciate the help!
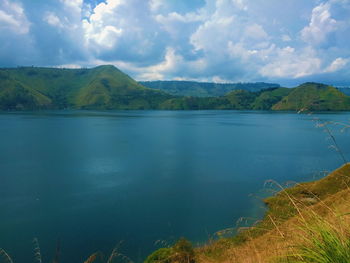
left=0, top=111, right=349, bottom=262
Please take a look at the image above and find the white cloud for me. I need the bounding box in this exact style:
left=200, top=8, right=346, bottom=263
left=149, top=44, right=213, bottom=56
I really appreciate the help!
left=324, top=57, right=348, bottom=73
left=149, top=0, right=163, bottom=12
left=80, top=0, right=163, bottom=61
left=60, top=0, right=83, bottom=15
left=260, top=46, right=322, bottom=78
left=82, top=0, right=124, bottom=50
left=282, top=34, right=291, bottom=42
left=190, top=14, right=236, bottom=52
left=227, top=41, right=259, bottom=62
left=155, top=11, right=203, bottom=38
left=43, top=12, right=63, bottom=28
left=232, top=0, right=248, bottom=11
left=0, top=0, right=30, bottom=34
left=301, top=2, right=337, bottom=45
left=244, top=24, right=268, bottom=40
left=108, top=47, right=208, bottom=81
left=137, top=47, right=185, bottom=80
left=1, top=0, right=350, bottom=85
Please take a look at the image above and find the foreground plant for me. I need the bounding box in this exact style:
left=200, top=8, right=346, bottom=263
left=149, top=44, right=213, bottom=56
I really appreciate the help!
left=278, top=209, right=350, bottom=263
left=145, top=238, right=195, bottom=263
left=0, top=240, right=131, bottom=263
left=0, top=248, right=13, bottom=263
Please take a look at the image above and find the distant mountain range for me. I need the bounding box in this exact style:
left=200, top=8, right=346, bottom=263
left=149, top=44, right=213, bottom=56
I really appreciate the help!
left=157, top=83, right=350, bottom=111
left=139, top=80, right=280, bottom=97
left=1, top=66, right=350, bottom=111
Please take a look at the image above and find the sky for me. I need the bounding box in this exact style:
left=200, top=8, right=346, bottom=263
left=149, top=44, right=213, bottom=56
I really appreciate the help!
left=0, top=0, right=350, bottom=86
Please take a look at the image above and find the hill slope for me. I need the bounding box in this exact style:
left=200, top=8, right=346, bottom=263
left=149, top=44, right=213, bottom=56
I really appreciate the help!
left=273, top=82, right=350, bottom=111
left=0, top=71, right=52, bottom=110
left=145, top=163, right=350, bottom=263
left=0, top=66, right=171, bottom=110
left=196, top=163, right=350, bottom=263
left=140, top=80, right=280, bottom=97
left=1, top=67, right=350, bottom=111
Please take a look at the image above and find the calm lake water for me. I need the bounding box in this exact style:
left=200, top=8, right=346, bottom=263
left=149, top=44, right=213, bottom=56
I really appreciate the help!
left=0, top=110, right=349, bottom=262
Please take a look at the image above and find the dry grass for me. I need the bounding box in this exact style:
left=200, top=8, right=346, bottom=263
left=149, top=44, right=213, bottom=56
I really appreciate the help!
left=196, top=163, right=350, bottom=263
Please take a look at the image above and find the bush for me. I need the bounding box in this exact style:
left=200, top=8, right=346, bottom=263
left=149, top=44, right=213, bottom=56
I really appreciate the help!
left=144, top=248, right=173, bottom=263
left=144, top=238, right=195, bottom=263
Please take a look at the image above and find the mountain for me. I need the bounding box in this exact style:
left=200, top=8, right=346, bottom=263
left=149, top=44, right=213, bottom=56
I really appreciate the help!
left=1, top=67, right=350, bottom=111
left=251, top=87, right=292, bottom=110
left=158, top=84, right=350, bottom=111
left=272, top=82, right=350, bottom=111
left=0, top=65, right=171, bottom=110
left=140, top=80, right=280, bottom=97
left=0, top=72, right=52, bottom=110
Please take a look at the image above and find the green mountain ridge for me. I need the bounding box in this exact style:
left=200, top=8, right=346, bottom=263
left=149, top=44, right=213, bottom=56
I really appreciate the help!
left=273, top=82, right=350, bottom=111
left=140, top=80, right=280, bottom=97
left=0, top=66, right=172, bottom=110
left=0, top=66, right=349, bottom=111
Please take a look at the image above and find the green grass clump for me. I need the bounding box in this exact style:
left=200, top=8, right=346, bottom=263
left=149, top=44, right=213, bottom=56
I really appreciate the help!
left=144, top=238, right=195, bottom=263
left=279, top=212, right=350, bottom=263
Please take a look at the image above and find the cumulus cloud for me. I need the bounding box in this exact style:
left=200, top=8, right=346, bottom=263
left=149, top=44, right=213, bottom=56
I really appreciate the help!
left=149, top=0, right=163, bottom=12
left=260, top=46, right=322, bottom=78
left=301, top=2, right=337, bottom=46
left=244, top=24, right=268, bottom=40
left=281, top=34, right=291, bottom=42
left=232, top=0, right=248, bottom=11
left=60, top=0, right=83, bottom=14
left=324, top=57, right=348, bottom=73
left=0, top=0, right=350, bottom=85
left=43, top=12, right=63, bottom=28
left=0, top=0, right=30, bottom=34
left=79, top=0, right=168, bottom=63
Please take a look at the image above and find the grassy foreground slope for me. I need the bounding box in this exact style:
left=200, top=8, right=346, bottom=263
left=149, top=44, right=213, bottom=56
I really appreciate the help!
left=145, top=163, right=350, bottom=263
left=197, top=163, right=350, bottom=263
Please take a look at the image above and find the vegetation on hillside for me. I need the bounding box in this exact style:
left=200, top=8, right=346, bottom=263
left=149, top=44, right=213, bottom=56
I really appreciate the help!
left=144, top=238, right=195, bottom=263
left=1, top=67, right=350, bottom=111
left=193, top=162, right=350, bottom=263
left=0, top=66, right=171, bottom=110
left=273, top=83, right=350, bottom=111
left=140, top=80, right=280, bottom=97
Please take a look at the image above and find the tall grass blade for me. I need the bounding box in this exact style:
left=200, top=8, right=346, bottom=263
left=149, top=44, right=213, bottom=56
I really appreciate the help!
left=84, top=252, right=102, bottom=263
left=0, top=249, right=13, bottom=263
left=52, top=240, right=61, bottom=263
left=33, top=238, right=42, bottom=263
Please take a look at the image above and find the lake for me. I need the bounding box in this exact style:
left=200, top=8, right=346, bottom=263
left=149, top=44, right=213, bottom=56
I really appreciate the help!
left=0, top=110, right=349, bottom=262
